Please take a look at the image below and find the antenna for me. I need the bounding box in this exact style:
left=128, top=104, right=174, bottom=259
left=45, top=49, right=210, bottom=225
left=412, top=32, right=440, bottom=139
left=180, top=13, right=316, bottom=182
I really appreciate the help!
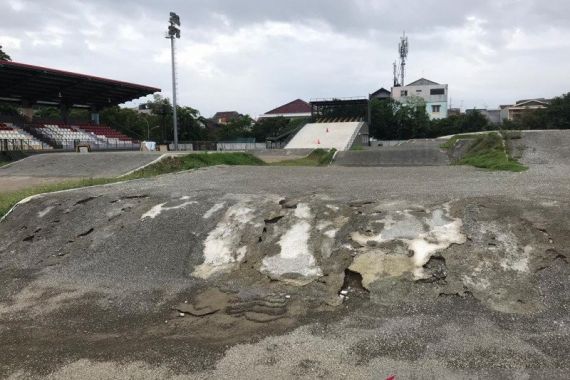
left=399, top=32, right=409, bottom=87
left=393, top=61, right=399, bottom=87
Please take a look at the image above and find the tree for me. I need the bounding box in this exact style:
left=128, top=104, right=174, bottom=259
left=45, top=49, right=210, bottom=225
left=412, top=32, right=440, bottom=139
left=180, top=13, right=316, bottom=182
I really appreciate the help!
left=370, top=98, right=431, bottom=140
left=429, top=111, right=489, bottom=137
left=545, top=93, right=570, bottom=129
left=370, top=99, right=398, bottom=140
left=215, top=115, right=254, bottom=141
left=0, top=45, right=11, bottom=61
left=251, top=117, right=311, bottom=142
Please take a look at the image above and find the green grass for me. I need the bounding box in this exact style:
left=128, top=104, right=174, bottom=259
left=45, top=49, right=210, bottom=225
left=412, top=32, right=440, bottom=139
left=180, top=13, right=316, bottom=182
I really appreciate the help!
left=456, top=132, right=528, bottom=172
left=0, top=152, right=265, bottom=219
left=128, top=152, right=265, bottom=178
left=271, top=149, right=336, bottom=167
left=350, top=145, right=364, bottom=151
left=0, top=151, right=28, bottom=167
left=440, top=134, right=480, bottom=150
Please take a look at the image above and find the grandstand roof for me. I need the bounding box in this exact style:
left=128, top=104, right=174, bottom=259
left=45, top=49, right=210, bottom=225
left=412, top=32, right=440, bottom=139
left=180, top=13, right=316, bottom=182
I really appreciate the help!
left=0, top=60, right=160, bottom=109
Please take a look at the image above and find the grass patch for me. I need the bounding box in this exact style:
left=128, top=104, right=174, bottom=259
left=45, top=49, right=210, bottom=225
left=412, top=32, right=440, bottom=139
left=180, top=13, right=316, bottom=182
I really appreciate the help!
left=0, top=151, right=28, bottom=167
left=0, top=152, right=265, bottom=219
left=456, top=132, right=528, bottom=172
left=271, top=149, right=336, bottom=166
left=128, top=152, right=265, bottom=178
left=440, top=134, right=480, bottom=150
left=350, top=145, right=364, bottom=151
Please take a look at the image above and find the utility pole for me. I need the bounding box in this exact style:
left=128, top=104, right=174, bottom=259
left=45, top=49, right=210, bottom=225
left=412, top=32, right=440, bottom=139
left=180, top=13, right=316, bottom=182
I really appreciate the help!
left=166, top=12, right=181, bottom=150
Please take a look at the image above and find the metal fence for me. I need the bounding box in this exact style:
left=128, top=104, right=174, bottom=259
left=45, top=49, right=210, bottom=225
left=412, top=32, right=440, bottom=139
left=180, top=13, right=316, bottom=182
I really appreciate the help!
left=51, top=139, right=141, bottom=151
left=169, top=141, right=266, bottom=152
left=0, top=139, right=53, bottom=152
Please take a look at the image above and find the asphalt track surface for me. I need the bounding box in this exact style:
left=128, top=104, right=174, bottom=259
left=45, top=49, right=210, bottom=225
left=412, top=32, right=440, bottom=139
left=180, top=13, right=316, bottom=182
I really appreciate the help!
left=0, top=130, right=569, bottom=379
left=334, top=139, right=450, bottom=167
left=0, top=152, right=165, bottom=178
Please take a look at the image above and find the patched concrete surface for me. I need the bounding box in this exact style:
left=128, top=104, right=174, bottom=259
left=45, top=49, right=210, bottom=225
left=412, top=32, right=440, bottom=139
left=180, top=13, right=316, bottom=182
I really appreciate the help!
left=1, top=158, right=570, bottom=378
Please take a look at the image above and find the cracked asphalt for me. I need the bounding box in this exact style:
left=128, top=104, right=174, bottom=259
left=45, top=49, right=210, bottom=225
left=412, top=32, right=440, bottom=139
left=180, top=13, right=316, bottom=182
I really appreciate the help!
left=0, top=131, right=569, bottom=379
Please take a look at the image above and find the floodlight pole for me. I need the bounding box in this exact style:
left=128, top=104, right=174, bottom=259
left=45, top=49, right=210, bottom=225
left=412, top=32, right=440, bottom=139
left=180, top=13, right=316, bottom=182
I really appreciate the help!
left=170, top=35, right=178, bottom=151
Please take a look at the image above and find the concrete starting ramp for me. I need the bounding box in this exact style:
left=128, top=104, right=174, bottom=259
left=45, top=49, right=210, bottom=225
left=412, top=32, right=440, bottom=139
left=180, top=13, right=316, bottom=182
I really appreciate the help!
left=285, top=122, right=365, bottom=151
left=333, top=139, right=450, bottom=167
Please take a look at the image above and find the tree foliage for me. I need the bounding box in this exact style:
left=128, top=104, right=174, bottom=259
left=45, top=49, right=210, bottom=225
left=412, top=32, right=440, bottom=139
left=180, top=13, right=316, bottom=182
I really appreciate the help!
left=251, top=117, right=309, bottom=141
left=0, top=45, right=11, bottom=61
left=370, top=98, right=491, bottom=140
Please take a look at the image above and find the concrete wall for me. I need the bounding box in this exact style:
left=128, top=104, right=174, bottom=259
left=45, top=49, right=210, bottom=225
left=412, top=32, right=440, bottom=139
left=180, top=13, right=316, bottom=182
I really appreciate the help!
left=217, top=143, right=266, bottom=151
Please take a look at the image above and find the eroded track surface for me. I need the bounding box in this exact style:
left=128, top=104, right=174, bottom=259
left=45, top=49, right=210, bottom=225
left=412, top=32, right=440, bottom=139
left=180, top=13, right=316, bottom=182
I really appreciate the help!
left=1, top=161, right=570, bottom=378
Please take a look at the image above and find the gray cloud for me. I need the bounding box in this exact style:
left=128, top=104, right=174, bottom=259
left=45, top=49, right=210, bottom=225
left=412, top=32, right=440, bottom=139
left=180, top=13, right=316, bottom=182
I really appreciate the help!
left=1, top=0, right=569, bottom=117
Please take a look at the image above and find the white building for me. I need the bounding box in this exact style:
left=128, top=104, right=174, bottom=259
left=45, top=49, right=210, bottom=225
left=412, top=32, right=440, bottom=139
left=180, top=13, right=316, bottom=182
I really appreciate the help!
left=391, top=78, right=449, bottom=119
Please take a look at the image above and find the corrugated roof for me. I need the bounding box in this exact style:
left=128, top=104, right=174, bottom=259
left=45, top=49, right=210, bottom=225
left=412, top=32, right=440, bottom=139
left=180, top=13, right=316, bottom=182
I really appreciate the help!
left=0, top=60, right=160, bottom=108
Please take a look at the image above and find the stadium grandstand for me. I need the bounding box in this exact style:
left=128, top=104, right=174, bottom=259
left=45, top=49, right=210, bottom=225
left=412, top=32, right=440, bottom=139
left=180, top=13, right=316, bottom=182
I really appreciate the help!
left=285, top=98, right=370, bottom=151
left=0, top=61, right=159, bottom=152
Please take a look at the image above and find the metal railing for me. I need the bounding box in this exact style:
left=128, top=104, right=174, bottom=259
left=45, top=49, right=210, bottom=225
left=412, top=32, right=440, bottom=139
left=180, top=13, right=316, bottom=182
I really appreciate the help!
left=52, top=139, right=141, bottom=151
left=0, top=138, right=52, bottom=152
left=0, top=138, right=140, bottom=152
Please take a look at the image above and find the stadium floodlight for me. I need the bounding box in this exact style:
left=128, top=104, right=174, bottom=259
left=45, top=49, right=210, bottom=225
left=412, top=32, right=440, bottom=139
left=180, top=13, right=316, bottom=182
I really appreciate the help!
left=166, top=11, right=181, bottom=150
left=170, top=12, right=181, bottom=27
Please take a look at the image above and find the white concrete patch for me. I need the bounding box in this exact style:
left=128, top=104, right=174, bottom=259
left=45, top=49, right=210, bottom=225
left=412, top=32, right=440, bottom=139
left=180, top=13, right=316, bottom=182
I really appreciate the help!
left=350, top=205, right=466, bottom=281
left=477, top=222, right=531, bottom=273
left=316, top=221, right=333, bottom=231
left=37, top=206, right=54, bottom=218
left=260, top=220, right=323, bottom=285
left=140, top=197, right=197, bottom=220
left=326, top=204, right=340, bottom=212
left=193, top=204, right=256, bottom=279
left=203, top=202, right=226, bottom=219
left=324, top=229, right=338, bottom=239
left=294, top=203, right=312, bottom=219
left=501, top=245, right=531, bottom=273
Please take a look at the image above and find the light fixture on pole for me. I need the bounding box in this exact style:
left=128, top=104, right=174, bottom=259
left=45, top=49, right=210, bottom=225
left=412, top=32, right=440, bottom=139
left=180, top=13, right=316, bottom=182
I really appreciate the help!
left=166, top=12, right=181, bottom=150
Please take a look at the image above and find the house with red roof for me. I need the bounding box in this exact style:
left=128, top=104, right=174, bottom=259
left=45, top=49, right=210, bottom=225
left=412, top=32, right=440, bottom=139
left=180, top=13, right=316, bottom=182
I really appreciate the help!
left=258, top=99, right=312, bottom=120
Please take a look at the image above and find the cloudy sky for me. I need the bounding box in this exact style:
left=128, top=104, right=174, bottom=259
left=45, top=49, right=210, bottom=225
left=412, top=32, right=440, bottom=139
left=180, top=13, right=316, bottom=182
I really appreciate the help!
left=1, top=0, right=569, bottom=117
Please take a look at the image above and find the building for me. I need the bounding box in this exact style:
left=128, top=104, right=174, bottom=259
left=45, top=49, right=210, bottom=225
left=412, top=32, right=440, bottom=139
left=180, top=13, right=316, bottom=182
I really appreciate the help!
left=391, top=78, right=449, bottom=119
left=369, top=87, right=391, bottom=101
left=499, top=99, right=550, bottom=122
left=466, top=109, right=502, bottom=124
left=448, top=108, right=461, bottom=117
left=258, top=99, right=312, bottom=120
left=133, top=103, right=153, bottom=115
left=212, top=111, right=240, bottom=125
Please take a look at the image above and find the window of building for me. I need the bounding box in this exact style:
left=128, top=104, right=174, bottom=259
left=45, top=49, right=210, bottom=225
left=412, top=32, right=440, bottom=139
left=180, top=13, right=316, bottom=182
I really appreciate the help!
left=432, top=105, right=441, bottom=113
left=416, top=89, right=422, bottom=93
left=401, top=90, right=408, bottom=97
left=430, top=88, right=445, bottom=95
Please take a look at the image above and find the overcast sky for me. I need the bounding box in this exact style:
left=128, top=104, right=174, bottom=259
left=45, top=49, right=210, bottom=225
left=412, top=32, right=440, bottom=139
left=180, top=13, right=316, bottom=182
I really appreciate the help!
left=1, top=0, right=569, bottom=117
